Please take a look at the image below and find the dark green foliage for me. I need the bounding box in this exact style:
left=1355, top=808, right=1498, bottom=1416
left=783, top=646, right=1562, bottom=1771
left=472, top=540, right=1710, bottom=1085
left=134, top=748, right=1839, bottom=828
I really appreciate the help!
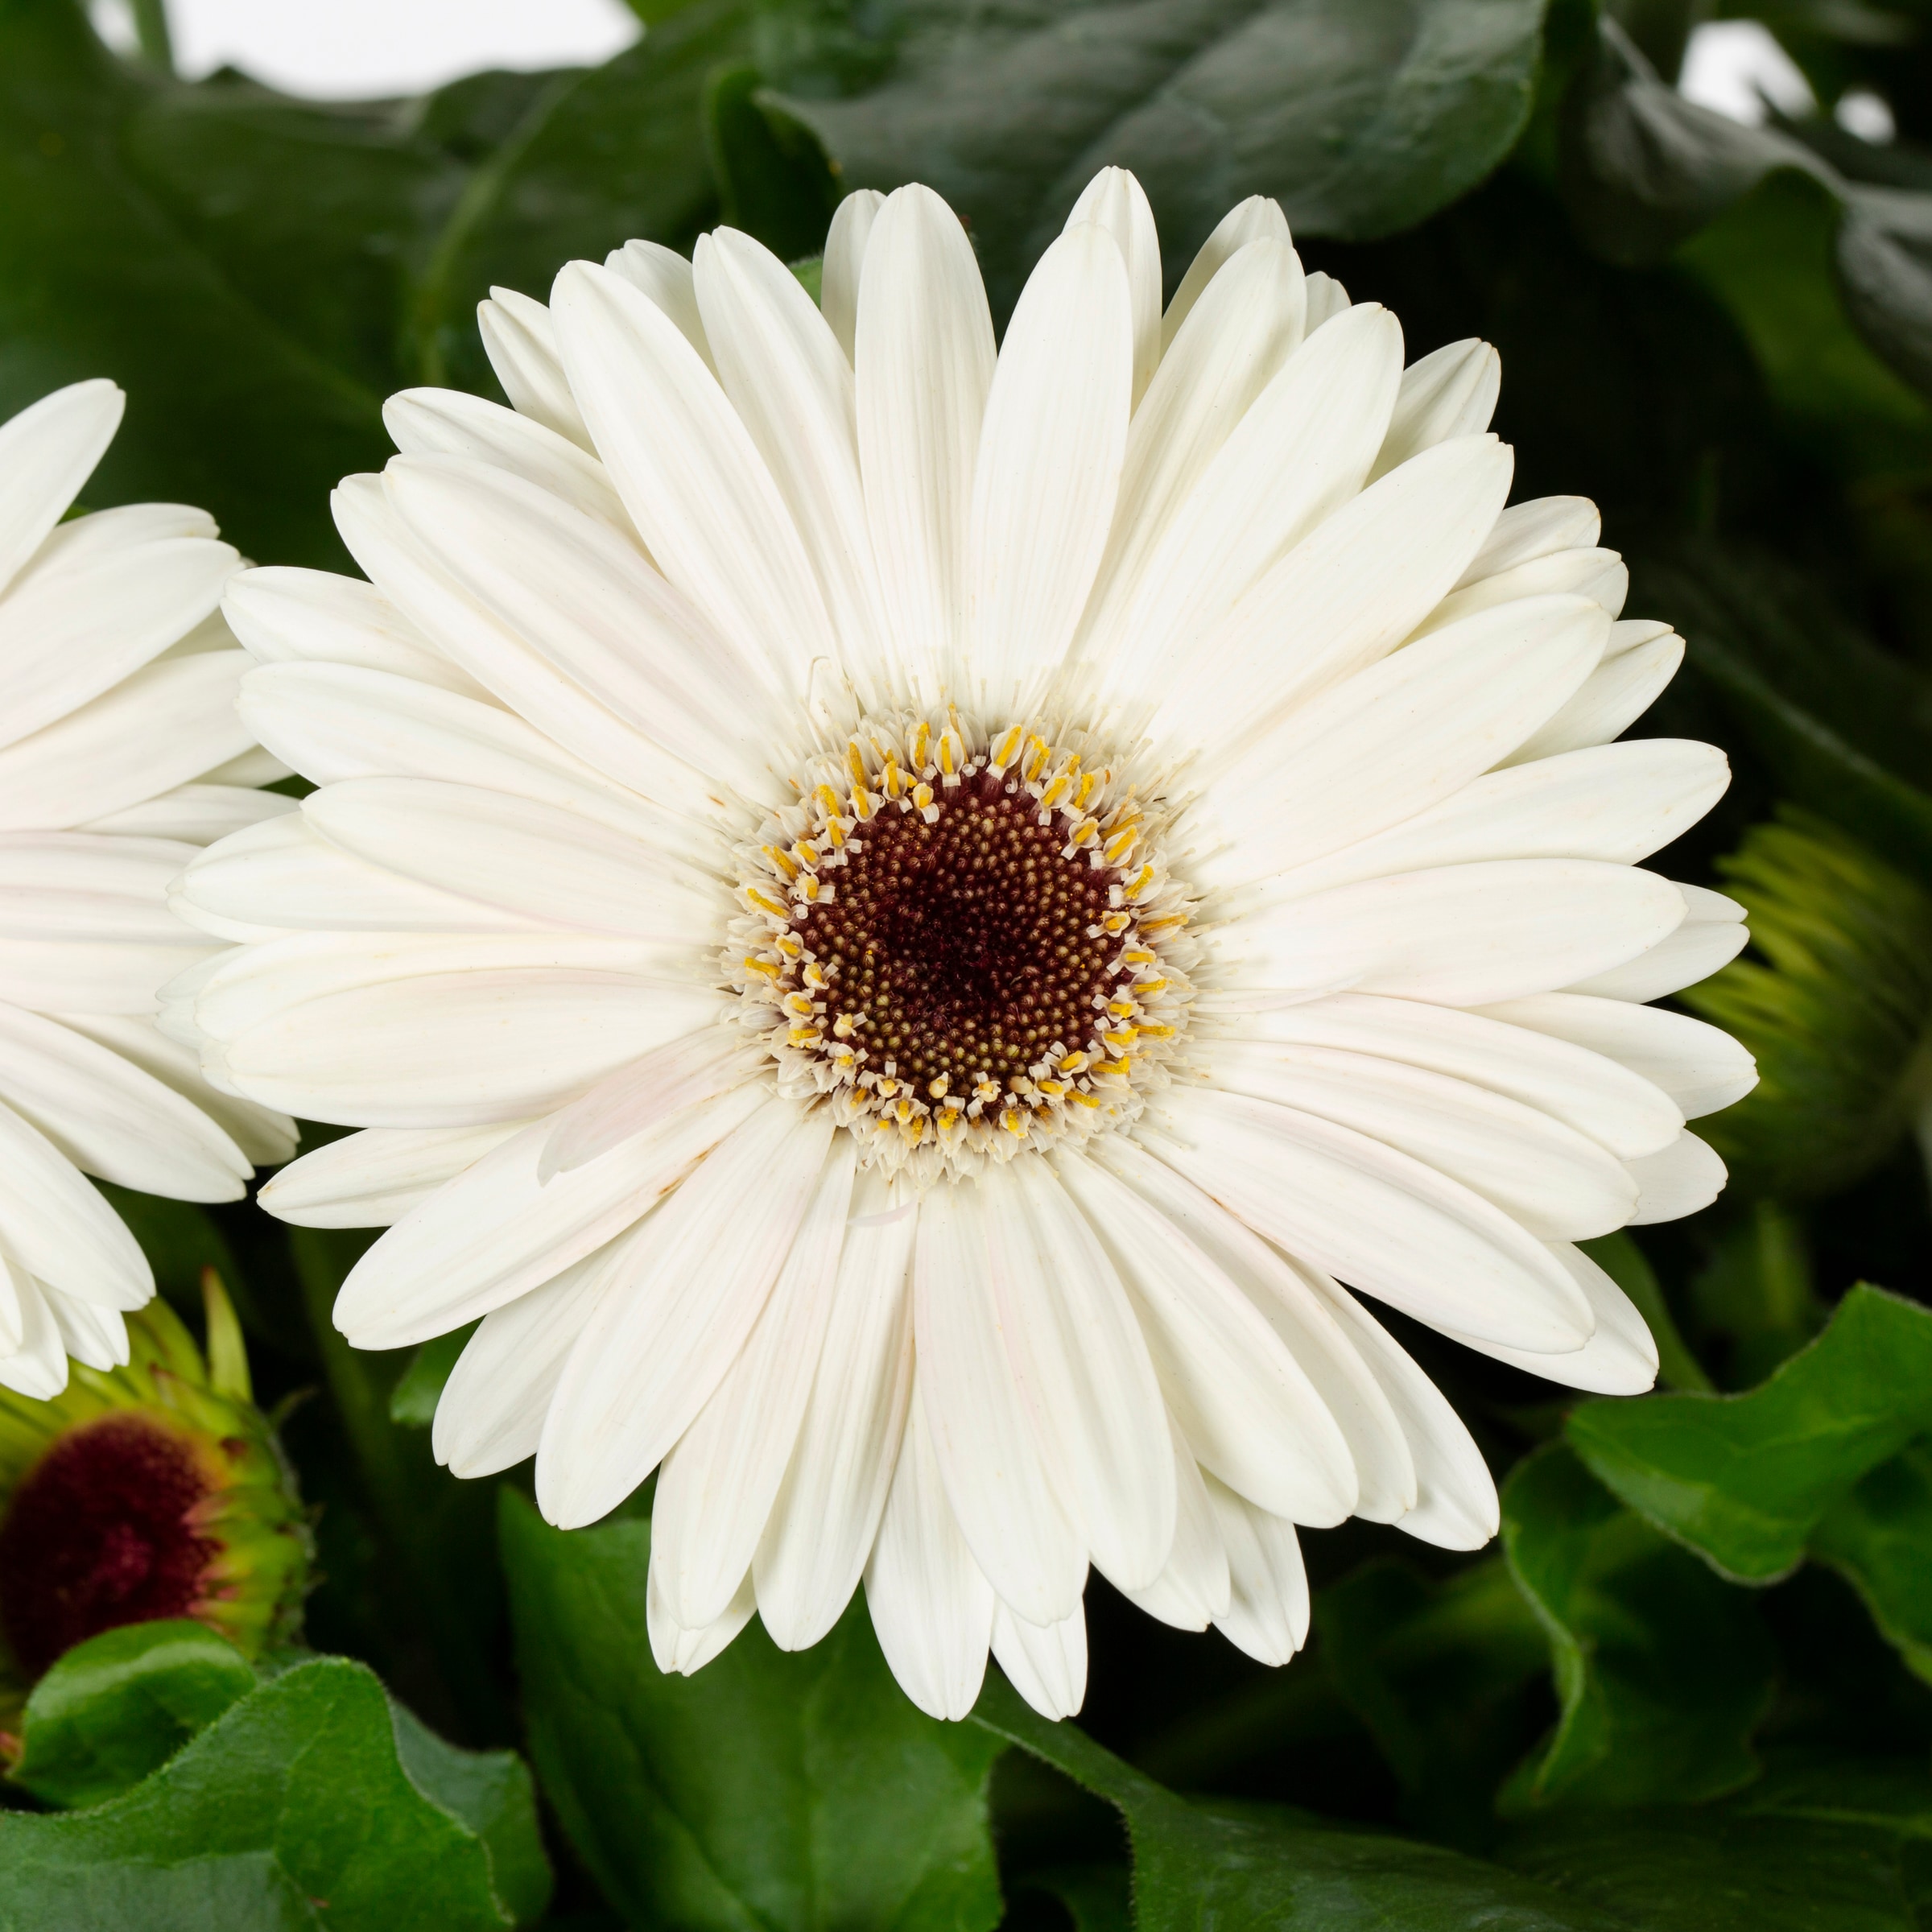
left=3, top=0, right=1932, bottom=1922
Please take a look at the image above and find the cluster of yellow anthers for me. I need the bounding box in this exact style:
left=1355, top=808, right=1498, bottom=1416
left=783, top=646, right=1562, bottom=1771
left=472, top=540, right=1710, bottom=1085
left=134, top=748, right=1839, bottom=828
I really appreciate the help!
left=727, top=713, right=1199, bottom=1181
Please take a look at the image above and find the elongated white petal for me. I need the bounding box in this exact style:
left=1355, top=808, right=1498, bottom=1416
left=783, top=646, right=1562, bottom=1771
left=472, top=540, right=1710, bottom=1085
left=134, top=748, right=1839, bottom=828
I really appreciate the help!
left=222, top=565, right=481, bottom=695
left=1123, top=1430, right=1232, bottom=1632
left=0, top=1001, right=250, bottom=1200
left=0, top=1265, right=69, bottom=1401
left=43, top=1283, right=130, bottom=1373
left=262, top=1121, right=526, bottom=1228
left=1452, top=1243, right=1657, bottom=1395
left=1096, top=1136, right=1414, bottom=1521
left=604, top=239, right=713, bottom=370
left=1079, top=237, right=1307, bottom=673
left=1563, top=902, right=1749, bottom=1002
left=1504, top=633, right=1682, bottom=765
left=0, top=1098, right=151, bottom=1309
left=1421, top=547, right=1627, bottom=637
left=334, top=1073, right=765, bottom=1349
left=1162, top=196, right=1290, bottom=347
left=477, top=287, right=590, bottom=449
left=1245, top=740, right=1730, bottom=906
left=1052, top=1146, right=1356, bottom=1522
left=1146, top=434, right=1512, bottom=754
left=992, top=1600, right=1088, bottom=1720
left=857, top=184, right=997, bottom=704
left=384, top=388, right=634, bottom=537
left=1198, top=1038, right=1637, bottom=1241
left=552, top=259, right=834, bottom=697
left=1205, top=1476, right=1309, bottom=1665
left=1368, top=340, right=1499, bottom=482
left=966, top=222, right=1132, bottom=716
left=755, top=1165, right=917, bottom=1648
left=0, top=380, right=122, bottom=594
left=987, top=1158, right=1174, bottom=1592
left=1481, top=992, right=1757, bottom=1118
left=540, top=1029, right=769, bottom=1179
left=1299, top=1274, right=1500, bottom=1550
left=1066, top=167, right=1162, bottom=402
left=1142, top=1088, right=1594, bottom=1354
left=695, top=226, right=892, bottom=706
left=865, top=1385, right=996, bottom=1720
left=1625, top=1131, right=1727, bottom=1224
left=914, top=1179, right=1084, bottom=1625
left=432, top=1248, right=618, bottom=1476
left=647, top=1559, right=757, bottom=1677
left=1195, top=594, right=1608, bottom=887
left=1458, top=497, right=1600, bottom=586
left=654, top=1137, right=856, bottom=1629
left=822, top=188, right=886, bottom=364
left=537, top=1101, right=835, bottom=1527
left=87, top=782, right=296, bottom=848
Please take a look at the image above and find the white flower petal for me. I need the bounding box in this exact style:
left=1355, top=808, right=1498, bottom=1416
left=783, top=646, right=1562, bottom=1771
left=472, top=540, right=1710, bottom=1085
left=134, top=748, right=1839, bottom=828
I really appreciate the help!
left=1097, top=1134, right=1416, bottom=1523
left=987, top=1157, right=1174, bottom=1593
left=1298, top=1273, right=1500, bottom=1550
left=865, top=1383, right=996, bottom=1721
left=1066, top=167, right=1162, bottom=402
left=333, top=1068, right=765, bottom=1349
left=856, top=184, right=997, bottom=708
left=0, top=1098, right=151, bottom=1309
left=755, top=1164, right=917, bottom=1649
left=821, top=189, right=886, bottom=365
left=477, top=287, right=591, bottom=449
left=1051, top=1145, right=1356, bottom=1523
left=0, top=1001, right=250, bottom=1200
left=1197, top=1038, right=1637, bottom=1241
left=1457, top=496, right=1600, bottom=586
left=0, top=1263, right=70, bottom=1401
left=1194, top=593, right=1608, bottom=887
left=1302, top=270, right=1352, bottom=331
left=965, top=222, right=1133, bottom=716
left=1144, top=433, right=1512, bottom=755
left=85, top=782, right=297, bottom=848
left=1142, top=1088, right=1594, bottom=1355
left=991, top=1599, right=1088, bottom=1720
left=1111, top=303, right=1404, bottom=693
left=604, top=239, right=714, bottom=370
left=1625, top=1130, right=1728, bottom=1224
left=42, top=1283, right=130, bottom=1373
left=1246, top=740, right=1731, bottom=906
left=1452, top=1242, right=1658, bottom=1395
left=653, top=1137, right=857, bottom=1629
left=551, top=258, right=834, bottom=697
left=1162, top=195, right=1290, bottom=348
left=431, top=1248, right=617, bottom=1477
left=222, top=565, right=483, bottom=696
left=1122, top=1429, right=1232, bottom=1632
left=914, top=1178, right=1084, bottom=1626
left=1368, top=340, right=1499, bottom=482
left=537, top=1100, right=835, bottom=1528
left=262, top=1121, right=526, bottom=1228
left=0, top=379, right=122, bottom=595
left=1420, top=547, right=1627, bottom=638
left=1079, top=237, right=1307, bottom=676
left=1481, top=992, right=1757, bottom=1119
left=1214, top=860, right=1689, bottom=1008
left=1502, top=632, right=1683, bottom=765
left=1562, top=900, right=1749, bottom=1002
left=1222, top=993, right=1682, bottom=1162
left=384, top=387, right=636, bottom=537
left=647, top=1559, right=756, bottom=1676
left=1205, top=1476, right=1309, bottom=1665
left=694, top=226, right=893, bottom=706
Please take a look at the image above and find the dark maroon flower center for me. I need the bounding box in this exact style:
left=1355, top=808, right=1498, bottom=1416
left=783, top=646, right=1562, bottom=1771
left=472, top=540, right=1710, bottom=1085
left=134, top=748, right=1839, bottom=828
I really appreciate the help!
left=790, top=771, right=1120, bottom=1095
left=0, top=1414, right=219, bottom=1678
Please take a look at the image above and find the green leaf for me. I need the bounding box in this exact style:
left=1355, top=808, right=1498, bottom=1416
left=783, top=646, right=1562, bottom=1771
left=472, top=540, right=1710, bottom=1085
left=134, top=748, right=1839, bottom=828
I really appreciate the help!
left=0, top=0, right=392, bottom=569
left=1500, top=1443, right=1776, bottom=1810
left=703, top=66, right=840, bottom=265
left=1499, top=1753, right=1932, bottom=1932
left=0, top=1656, right=550, bottom=1930
left=7, top=1620, right=256, bottom=1811
left=971, top=1674, right=1633, bottom=1931
left=787, top=0, right=1553, bottom=314
left=1810, top=1443, right=1932, bottom=1688
left=387, top=1327, right=475, bottom=1428
left=1567, top=1283, right=1932, bottom=1583
left=1312, top=1556, right=1551, bottom=1844
left=497, top=1488, right=1005, bottom=1932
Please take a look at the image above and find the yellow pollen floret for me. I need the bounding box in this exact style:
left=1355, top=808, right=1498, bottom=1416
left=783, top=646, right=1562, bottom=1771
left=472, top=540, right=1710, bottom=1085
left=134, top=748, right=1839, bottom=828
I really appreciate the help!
left=743, top=955, right=780, bottom=978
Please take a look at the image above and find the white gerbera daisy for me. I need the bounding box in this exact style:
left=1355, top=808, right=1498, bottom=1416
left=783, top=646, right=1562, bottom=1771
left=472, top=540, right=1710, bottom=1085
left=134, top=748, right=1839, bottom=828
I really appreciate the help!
left=0, top=381, right=297, bottom=1400
left=172, top=171, right=1757, bottom=1720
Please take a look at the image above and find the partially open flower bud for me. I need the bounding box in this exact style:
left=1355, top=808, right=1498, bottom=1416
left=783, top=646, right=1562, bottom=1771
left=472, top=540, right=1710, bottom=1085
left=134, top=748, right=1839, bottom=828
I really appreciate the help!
left=0, top=1273, right=311, bottom=1724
